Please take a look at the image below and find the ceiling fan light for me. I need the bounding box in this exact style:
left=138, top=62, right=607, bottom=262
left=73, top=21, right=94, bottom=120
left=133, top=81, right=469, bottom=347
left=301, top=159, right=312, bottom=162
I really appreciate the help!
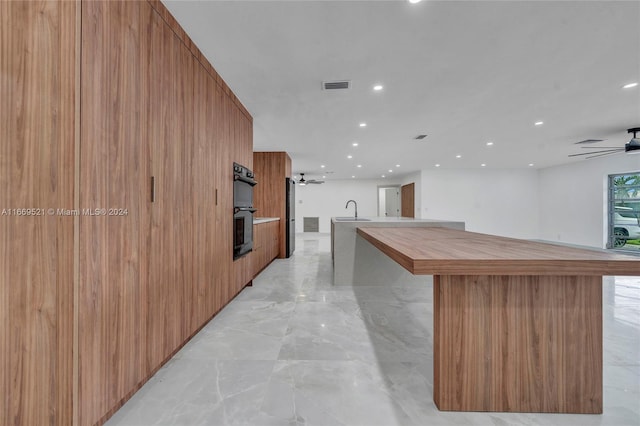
left=626, top=128, right=640, bottom=153
left=625, top=138, right=640, bottom=154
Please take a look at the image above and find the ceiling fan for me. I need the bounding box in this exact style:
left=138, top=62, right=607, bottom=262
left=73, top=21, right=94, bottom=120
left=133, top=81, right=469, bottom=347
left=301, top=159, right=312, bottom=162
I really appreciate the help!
left=569, top=127, right=640, bottom=159
left=297, top=173, right=324, bottom=186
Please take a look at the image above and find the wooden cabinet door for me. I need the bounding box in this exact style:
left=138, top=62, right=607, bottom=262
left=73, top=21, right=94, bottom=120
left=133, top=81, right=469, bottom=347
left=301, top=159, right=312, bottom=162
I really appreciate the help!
left=79, top=2, right=151, bottom=424
left=192, top=60, right=218, bottom=329
left=213, top=83, right=233, bottom=312
left=147, top=10, right=195, bottom=369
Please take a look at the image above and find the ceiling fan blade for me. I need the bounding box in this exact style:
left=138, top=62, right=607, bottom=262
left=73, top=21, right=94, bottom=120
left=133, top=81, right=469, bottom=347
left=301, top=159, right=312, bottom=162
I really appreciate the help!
left=568, top=148, right=623, bottom=157
left=586, top=151, right=620, bottom=159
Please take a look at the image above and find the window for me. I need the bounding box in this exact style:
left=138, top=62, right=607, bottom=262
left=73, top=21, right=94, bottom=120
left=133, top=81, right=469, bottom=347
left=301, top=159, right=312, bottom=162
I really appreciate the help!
left=608, top=173, right=640, bottom=251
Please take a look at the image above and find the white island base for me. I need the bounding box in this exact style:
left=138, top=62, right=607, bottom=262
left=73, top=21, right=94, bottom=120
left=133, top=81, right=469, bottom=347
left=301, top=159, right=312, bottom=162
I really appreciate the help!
left=331, top=217, right=465, bottom=286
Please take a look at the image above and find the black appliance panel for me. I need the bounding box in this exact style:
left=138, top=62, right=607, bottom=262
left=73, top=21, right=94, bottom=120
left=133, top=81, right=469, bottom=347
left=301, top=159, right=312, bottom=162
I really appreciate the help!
left=234, top=179, right=254, bottom=208
left=233, top=163, right=257, bottom=208
left=234, top=208, right=255, bottom=259
left=285, top=178, right=295, bottom=258
left=233, top=162, right=256, bottom=260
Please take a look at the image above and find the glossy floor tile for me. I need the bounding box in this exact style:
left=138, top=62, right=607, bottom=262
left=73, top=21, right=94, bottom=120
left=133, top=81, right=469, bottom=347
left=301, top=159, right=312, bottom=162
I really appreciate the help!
left=107, top=234, right=640, bottom=426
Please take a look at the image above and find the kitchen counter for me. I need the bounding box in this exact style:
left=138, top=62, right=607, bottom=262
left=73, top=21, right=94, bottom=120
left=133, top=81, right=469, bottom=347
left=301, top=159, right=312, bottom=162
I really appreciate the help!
left=330, top=216, right=464, bottom=286
left=357, top=226, right=640, bottom=414
left=253, top=217, right=280, bottom=224
left=357, top=226, right=640, bottom=275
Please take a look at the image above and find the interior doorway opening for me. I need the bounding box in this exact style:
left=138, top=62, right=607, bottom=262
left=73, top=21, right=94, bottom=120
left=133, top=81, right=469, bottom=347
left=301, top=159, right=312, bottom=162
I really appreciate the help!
left=378, top=185, right=401, bottom=217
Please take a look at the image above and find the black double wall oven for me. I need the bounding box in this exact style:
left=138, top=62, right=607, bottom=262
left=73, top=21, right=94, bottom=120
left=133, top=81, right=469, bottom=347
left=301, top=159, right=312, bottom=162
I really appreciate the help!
left=233, top=163, right=257, bottom=260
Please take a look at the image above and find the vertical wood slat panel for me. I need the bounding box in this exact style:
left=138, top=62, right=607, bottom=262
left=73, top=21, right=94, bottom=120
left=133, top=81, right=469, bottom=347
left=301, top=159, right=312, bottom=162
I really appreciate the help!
left=147, top=4, right=170, bottom=373
left=191, top=44, right=220, bottom=333
left=214, top=82, right=233, bottom=312
left=148, top=7, right=191, bottom=370
left=192, top=51, right=207, bottom=331
left=175, top=27, right=195, bottom=349
left=0, top=1, right=76, bottom=425
left=433, top=274, right=602, bottom=413
left=79, top=1, right=151, bottom=424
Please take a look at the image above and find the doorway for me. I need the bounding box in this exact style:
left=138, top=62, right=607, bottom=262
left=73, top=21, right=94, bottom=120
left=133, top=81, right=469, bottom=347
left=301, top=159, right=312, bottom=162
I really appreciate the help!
left=401, top=183, right=415, bottom=218
left=378, top=185, right=401, bottom=217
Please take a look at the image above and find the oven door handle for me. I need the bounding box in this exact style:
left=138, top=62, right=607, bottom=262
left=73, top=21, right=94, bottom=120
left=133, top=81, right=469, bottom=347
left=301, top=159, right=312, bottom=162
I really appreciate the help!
left=234, top=207, right=257, bottom=214
left=234, top=175, right=258, bottom=186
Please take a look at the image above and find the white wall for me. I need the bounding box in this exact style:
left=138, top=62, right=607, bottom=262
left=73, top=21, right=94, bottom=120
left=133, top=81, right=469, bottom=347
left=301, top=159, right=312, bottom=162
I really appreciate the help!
left=293, top=155, right=639, bottom=246
left=419, top=169, right=540, bottom=239
left=538, top=155, right=640, bottom=248
left=295, top=178, right=399, bottom=233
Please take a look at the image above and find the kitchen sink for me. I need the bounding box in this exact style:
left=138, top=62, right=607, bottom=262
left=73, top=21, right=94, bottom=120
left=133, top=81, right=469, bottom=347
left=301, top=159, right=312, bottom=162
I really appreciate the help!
left=334, top=217, right=371, bottom=221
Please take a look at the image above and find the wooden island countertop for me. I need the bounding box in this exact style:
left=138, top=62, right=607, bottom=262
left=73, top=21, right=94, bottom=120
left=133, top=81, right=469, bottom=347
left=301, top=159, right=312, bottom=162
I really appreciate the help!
left=356, top=226, right=639, bottom=414
left=356, top=226, right=640, bottom=276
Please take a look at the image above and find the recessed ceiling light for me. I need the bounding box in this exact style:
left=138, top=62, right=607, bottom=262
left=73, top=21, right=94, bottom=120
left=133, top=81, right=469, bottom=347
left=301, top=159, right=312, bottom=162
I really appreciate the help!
left=395, top=164, right=400, bottom=167
left=529, top=163, right=534, bottom=167
left=373, top=84, right=383, bottom=91
left=388, top=169, right=393, bottom=173
left=357, top=164, right=362, bottom=168
left=321, top=164, right=325, bottom=168
left=435, top=164, right=440, bottom=167
left=359, top=123, right=367, bottom=127
left=623, top=82, right=638, bottom=89
left=322, top=175, right=326, bottom=179
left=352, top=175, right=355, bottom=178
left=381, top=175, right=386, bottom=178
left=486, top=142, right=494, bottom=146
left=456, top=154, right=462, bottom=158
left=408, top=0, right=422, bottom=3
left=534, top=121, right=544, bottom=126
left=481, top=163, right=486, bottom=167
left=347, top=155, right=352, bottom=159
left=352, top=142, right=359, bottom=147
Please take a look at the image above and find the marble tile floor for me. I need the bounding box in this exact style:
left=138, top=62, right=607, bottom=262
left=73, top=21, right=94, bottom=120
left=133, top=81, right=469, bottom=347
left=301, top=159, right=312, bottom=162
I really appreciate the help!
left=107, top=233, right=640, bottom=426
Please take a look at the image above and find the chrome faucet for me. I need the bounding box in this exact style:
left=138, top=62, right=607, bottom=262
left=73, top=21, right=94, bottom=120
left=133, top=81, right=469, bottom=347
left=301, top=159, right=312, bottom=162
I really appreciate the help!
left=345, top=200, right=358, bottom=218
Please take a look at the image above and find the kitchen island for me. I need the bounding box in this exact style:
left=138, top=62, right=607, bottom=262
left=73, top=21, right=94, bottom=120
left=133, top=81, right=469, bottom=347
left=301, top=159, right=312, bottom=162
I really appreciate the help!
left=330, top=217, right=464, bottom=286
left=357, top=226, right=640, bottom=414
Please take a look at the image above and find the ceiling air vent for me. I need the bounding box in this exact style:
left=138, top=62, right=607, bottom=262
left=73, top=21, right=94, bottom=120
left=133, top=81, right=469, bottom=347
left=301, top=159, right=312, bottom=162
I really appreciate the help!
left=322, top=80, right=351, bottom=90
left=414, top=134, right=428, bottom=140
left=574, top=139, right=604, bottom=144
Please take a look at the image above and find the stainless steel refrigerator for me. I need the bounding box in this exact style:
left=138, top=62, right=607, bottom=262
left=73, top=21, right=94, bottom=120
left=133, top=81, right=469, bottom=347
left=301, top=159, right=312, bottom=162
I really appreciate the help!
left=285, top=178, right=295, bottom=257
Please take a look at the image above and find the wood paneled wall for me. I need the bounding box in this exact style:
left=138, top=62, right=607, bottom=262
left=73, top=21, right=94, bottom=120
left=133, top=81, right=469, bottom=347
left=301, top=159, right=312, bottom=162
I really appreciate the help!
left=3, top=1, right=253, bottom=425
left=253, top=152, right=292, bottom=258
left=0, top=1, right=77, bottom=425
left=434, top=274, right=603, bottom=413
left=80, top=1, right=253, bottom=425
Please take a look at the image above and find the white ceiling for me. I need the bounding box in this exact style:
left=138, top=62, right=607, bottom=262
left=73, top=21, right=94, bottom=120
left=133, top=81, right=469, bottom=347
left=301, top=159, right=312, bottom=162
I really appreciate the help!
left=163, top=0, right=640, bottom=180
